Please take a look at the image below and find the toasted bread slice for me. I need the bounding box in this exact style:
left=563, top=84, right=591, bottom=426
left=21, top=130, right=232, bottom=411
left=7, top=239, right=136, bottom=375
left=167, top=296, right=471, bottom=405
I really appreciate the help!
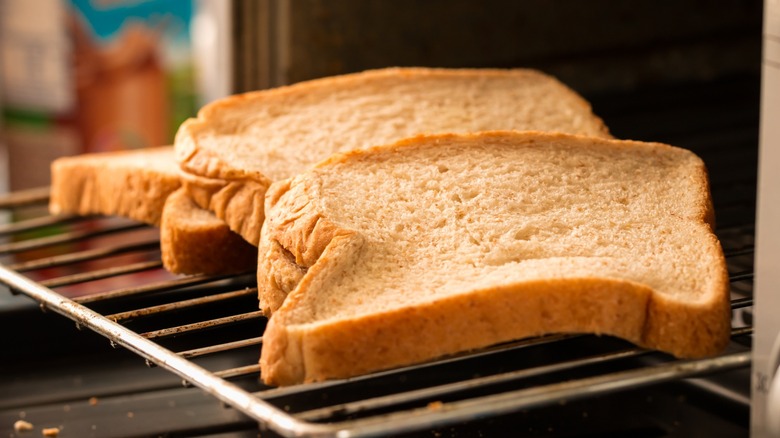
left=258, top=131, right=730, bottom=386
left=174, top=67, right=611, bottom=245
left=161, top=189, right=257, bottom=275
left=49, top=147, right=254, bottom=275
left=50, top=146, right=181, bottom=226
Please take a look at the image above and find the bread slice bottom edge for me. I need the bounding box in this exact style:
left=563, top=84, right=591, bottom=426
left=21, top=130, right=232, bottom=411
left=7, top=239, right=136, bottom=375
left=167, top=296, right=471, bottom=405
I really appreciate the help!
left=260, top=275, right=731, bottom=386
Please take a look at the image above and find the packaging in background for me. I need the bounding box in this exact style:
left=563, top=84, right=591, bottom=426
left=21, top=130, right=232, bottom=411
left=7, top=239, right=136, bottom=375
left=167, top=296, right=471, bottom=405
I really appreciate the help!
left=0, top=0, right=230, bottom=192
left=0, top=0, right=232, bottom=295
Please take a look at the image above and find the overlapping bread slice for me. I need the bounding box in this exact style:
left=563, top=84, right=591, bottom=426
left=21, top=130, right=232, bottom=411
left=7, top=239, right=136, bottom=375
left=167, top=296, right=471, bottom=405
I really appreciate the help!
left=258, top=131, right=730, bottom=386
left=160, top=189, right=257, bottom=275
left=174, top=67, right=611, bottom=247
left=50, top=146, right=180, bottom=226
left=49, top=147, right=256, bottom=275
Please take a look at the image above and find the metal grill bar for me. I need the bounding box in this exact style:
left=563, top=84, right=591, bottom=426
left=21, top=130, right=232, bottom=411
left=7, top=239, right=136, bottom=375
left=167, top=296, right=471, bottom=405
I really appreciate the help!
left=74, top=272, right=253, bottom=304
left=107, top=288, right=258, bottom=322
left=39, top=260, right=163, bottom=288
left=731, top=297, right=754, bottom=309
left=0, top=186, right=50, bottom=208
left=730, top=270, right=754, bottom=282
left=725, top=246, right=755, bottom=258
left=178, top=336, right=263, bottom=359
left=213, top=364, right=262, bottom=380
left=0, top=214, right=83, bottom=236
left=0, top=222, right=148, bottom=254
left=140, top=310, right=264, bottom=340
left=7, top=240, right=160, bottom=272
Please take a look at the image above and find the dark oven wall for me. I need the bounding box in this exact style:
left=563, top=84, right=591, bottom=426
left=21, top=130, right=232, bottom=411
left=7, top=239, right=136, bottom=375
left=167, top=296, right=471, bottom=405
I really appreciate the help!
left=233, top=0, right=762, bottom=100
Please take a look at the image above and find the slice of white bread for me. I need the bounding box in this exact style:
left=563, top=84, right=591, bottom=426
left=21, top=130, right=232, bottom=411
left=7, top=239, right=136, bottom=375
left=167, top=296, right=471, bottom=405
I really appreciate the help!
left=161, top=189, right=257, bottom=275
left=49, top=147, right=254, bottom=275
left=174, top=67, right=611, bottom=246
left=50, top=146, right=181, bottom=226
left=258, top=131, right=730, bottom=386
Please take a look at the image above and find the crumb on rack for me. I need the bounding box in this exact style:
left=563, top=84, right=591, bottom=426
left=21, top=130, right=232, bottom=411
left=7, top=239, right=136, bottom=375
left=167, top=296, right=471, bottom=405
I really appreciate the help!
left=42, top=427, right=60, bottom=437
left=427, top=401, right=443, bottom=411
left=13, top=420, right=33, bottom=432
left=89, top=397, right=98, bottom=406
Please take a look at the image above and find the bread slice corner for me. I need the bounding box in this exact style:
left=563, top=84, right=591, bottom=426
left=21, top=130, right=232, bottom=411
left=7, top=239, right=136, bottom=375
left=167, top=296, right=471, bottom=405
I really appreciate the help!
left=161, top=188, right=258, bottom=275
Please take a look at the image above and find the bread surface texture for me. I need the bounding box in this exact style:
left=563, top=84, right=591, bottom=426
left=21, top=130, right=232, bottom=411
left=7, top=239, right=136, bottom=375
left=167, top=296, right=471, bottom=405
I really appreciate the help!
left=258, top=131, right=730, bottom=386
left=175, top=67, right=610, bottom=245
left=49, top=146, right=180, bottom=226
left=161, top=189, right=258, bottom=275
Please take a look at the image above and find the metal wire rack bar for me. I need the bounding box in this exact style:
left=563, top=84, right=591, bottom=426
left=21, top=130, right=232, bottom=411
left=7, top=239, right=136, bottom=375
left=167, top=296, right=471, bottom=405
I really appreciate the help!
left=40, top=260, right=164, bottom=288
left=107, top=287, right=258, bottom=322
left=6, top=240, right=161, bottom=272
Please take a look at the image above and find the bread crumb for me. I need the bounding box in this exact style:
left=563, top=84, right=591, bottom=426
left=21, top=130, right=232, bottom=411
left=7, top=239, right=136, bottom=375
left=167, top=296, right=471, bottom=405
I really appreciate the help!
left=127, top=411, right=134, bottom=418
left=88, top=397, right=98, bottom=406
left=41, top=427, right=60, bottom=437
left=427, top=401, right=443, bottom=411
left=13, top=420, right=33, bottom=432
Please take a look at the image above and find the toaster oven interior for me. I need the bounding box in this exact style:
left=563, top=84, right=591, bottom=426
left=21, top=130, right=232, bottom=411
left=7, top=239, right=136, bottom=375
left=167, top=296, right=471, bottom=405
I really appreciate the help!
left=0, top=71, right=759, bottom=437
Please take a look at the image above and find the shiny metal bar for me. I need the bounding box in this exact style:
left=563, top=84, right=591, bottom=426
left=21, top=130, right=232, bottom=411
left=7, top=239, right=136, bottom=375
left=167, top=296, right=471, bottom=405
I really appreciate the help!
left=724, top=246, right=755, bottom=258
left=0, top=222, right=147, bottom=254
left=730, top=271, right=754, bottom=282
left=213, top=364, right=262, bottom=380
left=73, top=272, right=251, bottom=304
left=0, top=214, right=83, bottom=236
left=0, top=186, right=50, bottom=208
left=40, top=260, right=163, bottom=288
left=731, top=297, right=754, bottom=310
left=7, top=240, right=160, bottom=272
left=178, top=336, right=263, bottom=359
left=140, top=310, right=265, bottom=340
left=107, top=288, right=258, bottom=322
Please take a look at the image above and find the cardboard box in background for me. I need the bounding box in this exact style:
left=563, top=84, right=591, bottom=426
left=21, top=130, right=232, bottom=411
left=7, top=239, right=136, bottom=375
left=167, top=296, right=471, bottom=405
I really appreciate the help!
left=0, top=0, right=231, bottom=192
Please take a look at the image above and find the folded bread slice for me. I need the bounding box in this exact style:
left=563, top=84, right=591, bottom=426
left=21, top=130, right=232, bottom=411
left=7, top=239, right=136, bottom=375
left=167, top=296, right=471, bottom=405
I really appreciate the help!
left=259, top=131, right=730, bottom=386
left=174, top=67, right=611, bottom=246
left=49, top=147, right=255, bottom=275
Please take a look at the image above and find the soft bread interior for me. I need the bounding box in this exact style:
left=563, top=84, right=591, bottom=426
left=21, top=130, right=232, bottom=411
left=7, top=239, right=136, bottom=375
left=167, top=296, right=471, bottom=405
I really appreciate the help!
left=259, top=131, right=730, bottom=385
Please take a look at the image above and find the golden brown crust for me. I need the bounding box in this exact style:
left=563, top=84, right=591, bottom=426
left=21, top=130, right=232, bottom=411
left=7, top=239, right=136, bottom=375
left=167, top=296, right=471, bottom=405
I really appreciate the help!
left=257, top=175, right=361, bottom=314
left=49, top=146, right=180, bottom=226
left=258, top=131, right=730, bottom=386
left=178, top=170, right=271, bottom=246
left=160, top=189, right=258, bottom=275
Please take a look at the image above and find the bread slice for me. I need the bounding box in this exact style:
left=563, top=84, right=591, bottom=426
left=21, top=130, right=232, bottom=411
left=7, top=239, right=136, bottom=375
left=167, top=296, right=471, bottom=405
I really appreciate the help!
left=258, top=131, right=730, bottom=386
left=161, top=189, right=257, bottom=275
left=50, top=146, right=181, bottom=226
left=174, top=67, right=611, bottom=245
left=49, top=147, right=255, bottom=275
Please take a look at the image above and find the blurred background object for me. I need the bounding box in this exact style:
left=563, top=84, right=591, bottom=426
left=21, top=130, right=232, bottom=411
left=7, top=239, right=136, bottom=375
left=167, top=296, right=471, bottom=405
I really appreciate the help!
left=0, top=0, right=231, bottom=192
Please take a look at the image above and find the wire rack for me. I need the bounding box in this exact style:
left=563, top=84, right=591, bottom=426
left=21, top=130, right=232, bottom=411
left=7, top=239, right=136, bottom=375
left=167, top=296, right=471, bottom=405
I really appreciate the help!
left=0, top=183, right=754, bottom=438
